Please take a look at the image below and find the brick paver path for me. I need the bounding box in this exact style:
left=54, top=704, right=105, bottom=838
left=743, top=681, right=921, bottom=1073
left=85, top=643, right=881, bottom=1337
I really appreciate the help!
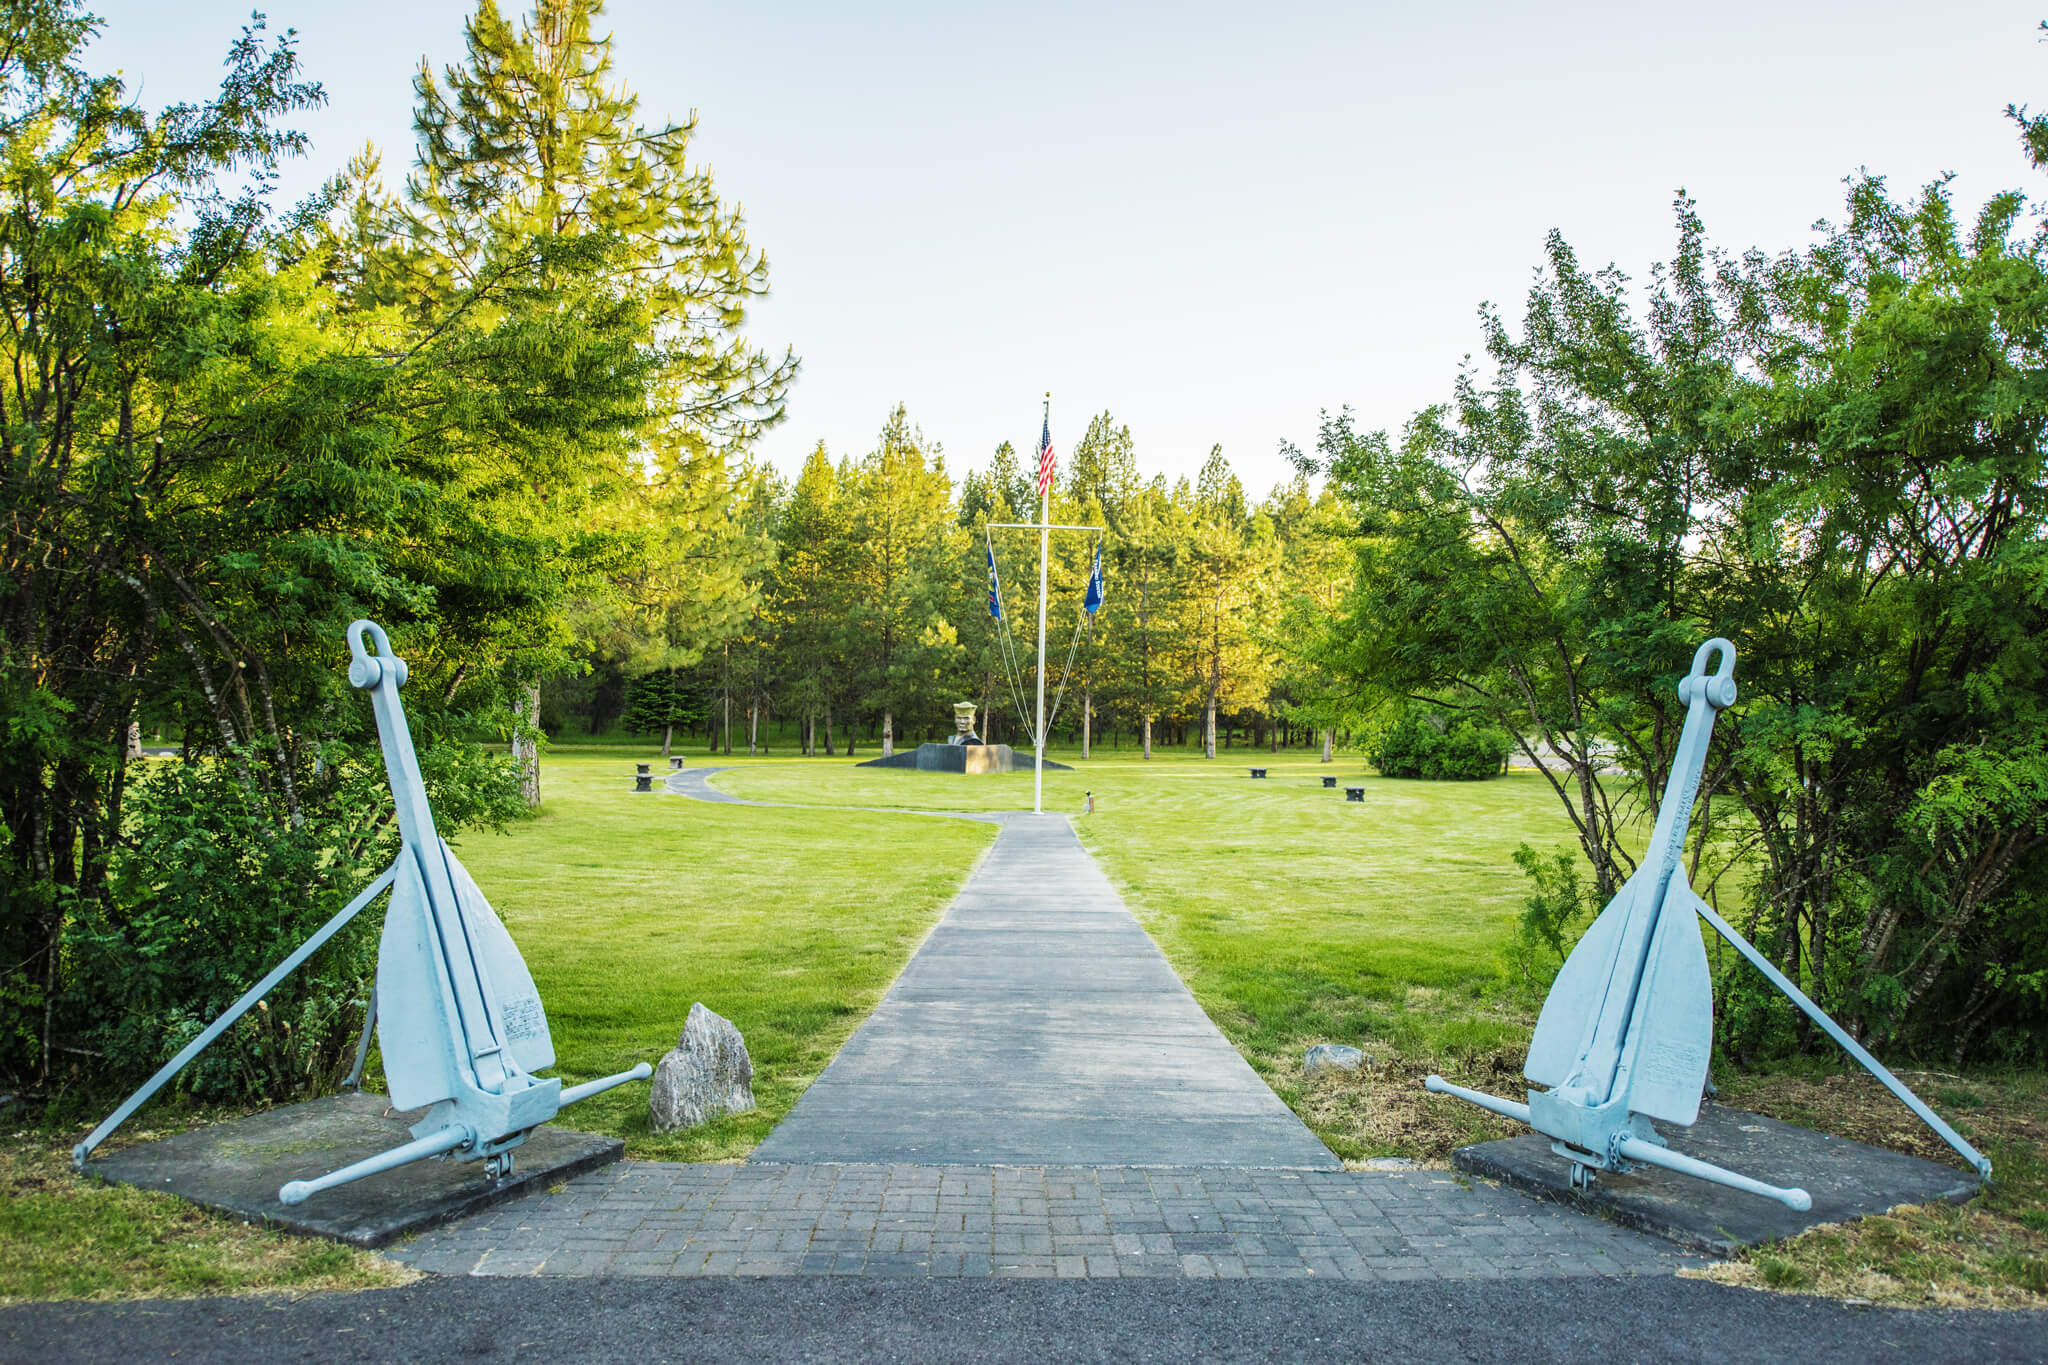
left=391, top=772, right=1695, bottom=1279
left=393, top=1161, right=1690, bottom=1280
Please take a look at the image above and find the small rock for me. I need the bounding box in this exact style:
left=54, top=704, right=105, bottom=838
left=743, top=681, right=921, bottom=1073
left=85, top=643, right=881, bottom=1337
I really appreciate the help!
left=1303, top=1043, right=1367, bottom=1076
left=649, top=1003, right=755, bottom=1132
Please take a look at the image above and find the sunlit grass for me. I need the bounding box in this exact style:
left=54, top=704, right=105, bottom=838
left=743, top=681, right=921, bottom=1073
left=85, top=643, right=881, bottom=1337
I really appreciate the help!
left=0, top=1138, right=413, bottom=1304
left=716, top=750, right=1570, bottom=1159
left=443, top=744, right=995, bottom=1161
left=11, top=739, right=2041, bottom=1309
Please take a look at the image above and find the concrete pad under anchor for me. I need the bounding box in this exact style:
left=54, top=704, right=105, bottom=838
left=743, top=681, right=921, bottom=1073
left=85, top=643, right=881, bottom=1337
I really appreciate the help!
left=1451, top=1101, right=1980, bottom=1256
left=87, top=1091, right=623, bottom=1248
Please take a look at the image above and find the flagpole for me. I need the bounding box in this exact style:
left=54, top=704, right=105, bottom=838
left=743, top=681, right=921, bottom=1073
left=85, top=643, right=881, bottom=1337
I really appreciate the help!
left=1034, top=395, right=1050, bottom=815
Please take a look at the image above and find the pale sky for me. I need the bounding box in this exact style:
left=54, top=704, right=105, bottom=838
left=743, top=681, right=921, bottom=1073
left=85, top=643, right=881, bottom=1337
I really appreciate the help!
left=85, top=1, right=2048, bottom=492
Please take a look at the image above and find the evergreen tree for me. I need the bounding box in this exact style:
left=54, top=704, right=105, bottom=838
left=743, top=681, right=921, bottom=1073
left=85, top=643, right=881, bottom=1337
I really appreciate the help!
left=844, top=406, right=963, bottom=753
left=395, top=0, right=794, bottom=797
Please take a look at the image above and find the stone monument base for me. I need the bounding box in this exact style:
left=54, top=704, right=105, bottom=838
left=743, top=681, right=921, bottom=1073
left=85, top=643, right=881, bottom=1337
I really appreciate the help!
left=856, top=742, right=1070, bottom=773
left=1451, top=1101, right=1979, bottom=1255
left=86, top=1090, right=623, bottom=1248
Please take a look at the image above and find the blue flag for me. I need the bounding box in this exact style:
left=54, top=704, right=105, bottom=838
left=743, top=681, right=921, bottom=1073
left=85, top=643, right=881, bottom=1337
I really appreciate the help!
left=1084, top=544, right=1104, bottom=615
left=987, top=545, right=1002, bottom=620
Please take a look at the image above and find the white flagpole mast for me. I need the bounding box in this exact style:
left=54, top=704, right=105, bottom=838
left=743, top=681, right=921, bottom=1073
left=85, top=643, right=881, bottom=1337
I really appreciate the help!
left=1034, top=394, right=1051, bottom=815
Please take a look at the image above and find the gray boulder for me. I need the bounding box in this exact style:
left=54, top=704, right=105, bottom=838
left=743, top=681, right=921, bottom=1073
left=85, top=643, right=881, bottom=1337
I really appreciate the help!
left=1303, top=1043, right=1366, bottom=1076
left=649, top=1003, right=755, bottom=1132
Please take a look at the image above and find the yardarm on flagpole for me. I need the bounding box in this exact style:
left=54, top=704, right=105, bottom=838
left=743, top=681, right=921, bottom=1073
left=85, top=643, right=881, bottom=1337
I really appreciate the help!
left=984, top=394, right=1104, bottom=814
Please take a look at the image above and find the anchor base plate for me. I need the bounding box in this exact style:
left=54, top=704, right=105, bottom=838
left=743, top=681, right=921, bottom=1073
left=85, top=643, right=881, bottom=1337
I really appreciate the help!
left=1453, top=1101, right=1978, bottom=1256
left=86, top=1090, right=621, bottom=1248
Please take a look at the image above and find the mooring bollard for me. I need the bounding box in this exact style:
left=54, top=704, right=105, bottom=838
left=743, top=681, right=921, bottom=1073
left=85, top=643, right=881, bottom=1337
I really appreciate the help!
left=1250, top=767, right=1267, bottom=779
left=1345, top=787, right=1364, bottom=802
left=634, top=763, right=652, bottom=792
left=1322, top=775, right=1337, bottom=788
left=669, top=757, right=684, bottom=770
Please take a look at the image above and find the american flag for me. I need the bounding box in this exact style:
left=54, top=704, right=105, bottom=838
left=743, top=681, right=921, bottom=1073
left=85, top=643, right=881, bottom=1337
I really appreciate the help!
left=1036, top=413, right=1057, bottom=498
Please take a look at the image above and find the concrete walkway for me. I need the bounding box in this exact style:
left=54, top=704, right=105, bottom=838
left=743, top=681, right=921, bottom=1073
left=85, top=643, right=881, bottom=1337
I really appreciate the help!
left=753, top=812, right=1338, bottom=1168
left=387, top=772, right=1693, bottom=1280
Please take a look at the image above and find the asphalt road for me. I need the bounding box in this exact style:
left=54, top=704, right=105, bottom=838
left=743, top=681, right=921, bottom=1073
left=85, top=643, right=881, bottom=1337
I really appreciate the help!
left=3, top=1275, right=2042, bottom=1364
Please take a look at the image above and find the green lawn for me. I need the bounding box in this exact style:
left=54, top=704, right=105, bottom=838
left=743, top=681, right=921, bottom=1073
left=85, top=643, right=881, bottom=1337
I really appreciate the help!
left=445, top=745, right=995, bottom=1162
left=0, top=1140, right=415, bottom=1305
left=715, top=749, right=1572, bottom=1159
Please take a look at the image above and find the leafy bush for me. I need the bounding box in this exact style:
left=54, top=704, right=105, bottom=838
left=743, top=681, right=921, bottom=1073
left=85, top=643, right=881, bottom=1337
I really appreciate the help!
left=1370, top=711, right=1511, bottom=781
left=1504, top=843, right=1592, bottom=993
left=61, top=741, right=523, bottom=1104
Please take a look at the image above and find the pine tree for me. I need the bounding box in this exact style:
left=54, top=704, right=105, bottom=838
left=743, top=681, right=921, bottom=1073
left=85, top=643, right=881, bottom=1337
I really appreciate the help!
left=844, top=406, right=963, bottom=754
left=396, top=0, right=794, bottom=799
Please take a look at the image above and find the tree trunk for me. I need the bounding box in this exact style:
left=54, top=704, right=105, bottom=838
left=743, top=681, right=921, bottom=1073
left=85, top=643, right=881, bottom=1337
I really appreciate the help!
left=513, top=682, right=542, bottom=807
left=1203, top=693, right=1218, bottom=759
left=825, top=704, right=835, bottom=756
left=661, top=722, right=673, bottom=758
left=748, top=705, right=758, bottom=756
left=1321, top=728, right=1333, bottom=763
left=881, top=709, right=894, bottom=759
left=1143, top=715, right=1153, bottom=760
left=1270, top=711, right=1278, bottom=754
left=721, top=645, right=733, bottom=755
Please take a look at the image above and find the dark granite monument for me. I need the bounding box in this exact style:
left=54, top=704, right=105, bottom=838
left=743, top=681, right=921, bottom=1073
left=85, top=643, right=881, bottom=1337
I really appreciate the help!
left=856, top=701, right=1070, bottom=773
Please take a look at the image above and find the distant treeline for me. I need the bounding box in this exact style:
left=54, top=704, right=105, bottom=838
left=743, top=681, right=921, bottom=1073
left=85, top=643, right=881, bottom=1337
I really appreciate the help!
left=592, top=406, right=1358, bottom=763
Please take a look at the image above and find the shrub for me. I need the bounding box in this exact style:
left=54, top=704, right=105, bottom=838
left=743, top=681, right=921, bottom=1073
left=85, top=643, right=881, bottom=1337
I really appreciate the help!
left=61, top=740, right=523, bottom=1105
left=1504, top=843, right=1592, bottom=993
left=1370, top=711, right=1511, bottom=781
